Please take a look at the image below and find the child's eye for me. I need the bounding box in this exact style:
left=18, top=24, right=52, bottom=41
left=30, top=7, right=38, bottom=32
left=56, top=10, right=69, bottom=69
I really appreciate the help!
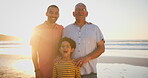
left=65, top=45, right=71, bottom=48
left=61, top=46, right=65, bottom=48
left=49, top=11, right=53, bottom=14
left=61, top=46, right=71, bottom=49
left=67, top=46, right=70, bottom=48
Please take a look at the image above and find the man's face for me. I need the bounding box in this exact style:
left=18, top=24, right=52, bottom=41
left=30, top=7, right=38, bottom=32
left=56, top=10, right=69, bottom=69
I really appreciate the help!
left=73, top=5, right=88, bottom=20
left=46, top=7, right=59, bottom=23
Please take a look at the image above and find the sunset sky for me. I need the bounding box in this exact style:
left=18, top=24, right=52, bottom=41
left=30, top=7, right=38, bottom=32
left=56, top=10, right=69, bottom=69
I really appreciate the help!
left=0, top=0, right=148, bottom=41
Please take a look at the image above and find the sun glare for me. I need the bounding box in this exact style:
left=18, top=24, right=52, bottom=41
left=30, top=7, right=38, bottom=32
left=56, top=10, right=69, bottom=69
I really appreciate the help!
left=12, top=59, right=34, bottom=75
left=0, top=40, right=32, bottom=56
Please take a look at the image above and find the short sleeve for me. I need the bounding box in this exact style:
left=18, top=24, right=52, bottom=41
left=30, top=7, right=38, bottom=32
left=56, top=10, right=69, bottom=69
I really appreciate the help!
left=58, top=25, right=64, bottom=38
left=30, top=27, right=41, bottom=49
left=95, top=26, right=104, bottom=43
left=62, top=28, right=68, bottom=38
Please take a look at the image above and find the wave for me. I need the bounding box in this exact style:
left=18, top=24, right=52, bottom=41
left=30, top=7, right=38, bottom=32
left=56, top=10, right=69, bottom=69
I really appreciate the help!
left=1, top=40, right=148, bottom=51
left=106, top=48, right=148, bottom=50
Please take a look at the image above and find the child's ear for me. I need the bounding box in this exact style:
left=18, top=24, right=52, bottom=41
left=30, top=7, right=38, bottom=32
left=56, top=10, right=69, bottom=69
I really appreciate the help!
left=71, top=48, right=75, bottom=53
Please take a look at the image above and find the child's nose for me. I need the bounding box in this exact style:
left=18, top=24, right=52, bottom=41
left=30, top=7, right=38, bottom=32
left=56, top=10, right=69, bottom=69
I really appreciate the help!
left=63, top=47, right=67, bottom=50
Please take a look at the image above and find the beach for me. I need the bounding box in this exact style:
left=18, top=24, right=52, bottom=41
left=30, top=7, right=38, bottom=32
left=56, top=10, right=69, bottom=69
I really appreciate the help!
left=97, top=56, right=148, bottom=78
left=0, top=40, right=148, bottom=78
left=0, top=54, right=148, bottom=78
left=0, top=54, right=34, bottom=78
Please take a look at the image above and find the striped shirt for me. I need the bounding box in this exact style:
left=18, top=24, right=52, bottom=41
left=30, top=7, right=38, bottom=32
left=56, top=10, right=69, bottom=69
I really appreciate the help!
left=52, top=59, right=81, bottom=78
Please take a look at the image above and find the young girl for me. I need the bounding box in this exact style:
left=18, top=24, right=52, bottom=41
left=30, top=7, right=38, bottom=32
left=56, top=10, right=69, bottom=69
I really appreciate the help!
left=52, top=37, right=81, bottom=78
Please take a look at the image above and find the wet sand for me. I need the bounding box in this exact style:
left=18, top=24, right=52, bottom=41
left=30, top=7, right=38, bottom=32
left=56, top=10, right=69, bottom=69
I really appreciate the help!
left=0, top=54, right=34, bottom=78
left=0, top=54, right=148, bottom=78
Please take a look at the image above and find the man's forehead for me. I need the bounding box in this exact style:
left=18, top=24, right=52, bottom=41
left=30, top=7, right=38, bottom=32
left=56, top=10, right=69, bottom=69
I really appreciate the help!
left=47, top=7, right=59, bottom=12
left=75, top=3, right=87, bottom=10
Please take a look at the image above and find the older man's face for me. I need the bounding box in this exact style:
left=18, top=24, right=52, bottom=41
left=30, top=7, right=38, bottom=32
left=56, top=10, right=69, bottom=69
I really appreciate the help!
left=73, top=5, right=88, bottom=20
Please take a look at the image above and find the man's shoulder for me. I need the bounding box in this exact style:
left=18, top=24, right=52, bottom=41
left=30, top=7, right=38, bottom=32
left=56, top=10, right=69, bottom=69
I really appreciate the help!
left=65, top=23, right=74, bottom=29
left=34, top=23, right=45, bottom=30
left=63, top=24, right=74, bottom=32
left=86, top=22, right=97, bottom=26
left=87, top=23, right=101, bottom=30
left=57, top=24, right=64, bottom=30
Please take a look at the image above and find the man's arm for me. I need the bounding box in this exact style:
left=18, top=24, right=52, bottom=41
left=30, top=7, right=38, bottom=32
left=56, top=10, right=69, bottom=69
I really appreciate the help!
left=32, top=47, right=39, bottom=71
left=52, top=63, right=58, bottom=78
left=32, top=47, right=42, bottom=78
left=76, top=40, right=105, bottom=67
left=87, top=40, right=105, bottom=60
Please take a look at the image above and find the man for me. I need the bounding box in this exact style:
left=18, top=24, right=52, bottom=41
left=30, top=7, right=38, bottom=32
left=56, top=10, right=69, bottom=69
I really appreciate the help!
left=30, top=5, right=63, bottom=78
left=63, top=3, right=105, bottom=78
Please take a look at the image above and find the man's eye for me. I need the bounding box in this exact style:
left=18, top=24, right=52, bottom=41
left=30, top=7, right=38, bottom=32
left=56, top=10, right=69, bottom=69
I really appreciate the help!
left=49, top=12, right=53, bottom=14
left=55, top=12, right=59, bottom=15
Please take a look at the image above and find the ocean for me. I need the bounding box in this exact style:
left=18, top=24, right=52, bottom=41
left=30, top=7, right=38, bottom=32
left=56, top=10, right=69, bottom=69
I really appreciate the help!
left=0, top=41, right=31, bottom=56
left=1, top=40, right=148, bottom=57
left=106, top=40, right=148, bottom=50
left=103, top=40, right=148, bottom=58
left=0, top=40, right=148, bottom=78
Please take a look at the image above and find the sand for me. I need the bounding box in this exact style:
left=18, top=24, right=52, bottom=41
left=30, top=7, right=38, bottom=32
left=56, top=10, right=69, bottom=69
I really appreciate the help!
left=98, top=56, right=148, bottom=67
left=0, top=54, right=148, bottom=78
left=0, top=67, right=34, bottom=78
left=0, top=54, right=34, bottom=78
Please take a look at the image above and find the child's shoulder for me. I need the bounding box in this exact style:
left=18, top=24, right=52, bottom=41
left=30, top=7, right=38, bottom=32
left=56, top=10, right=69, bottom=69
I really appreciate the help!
left=54, top=58, right=77, bottom=65
left=71, top=59, right=77, bottom=64
left=54, top=56, right=62, bottom=64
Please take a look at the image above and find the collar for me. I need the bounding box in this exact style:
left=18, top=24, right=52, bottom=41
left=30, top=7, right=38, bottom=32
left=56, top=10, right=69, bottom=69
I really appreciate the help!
left=73, top=21, right=92, bottom=26
left=44, top=21, right=58, bottom=29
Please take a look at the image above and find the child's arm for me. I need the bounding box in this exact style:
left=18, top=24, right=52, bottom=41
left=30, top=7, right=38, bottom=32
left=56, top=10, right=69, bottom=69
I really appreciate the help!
left=75, top=65, right=81, bottom=78
left=52, top=63, right=57, bottom=78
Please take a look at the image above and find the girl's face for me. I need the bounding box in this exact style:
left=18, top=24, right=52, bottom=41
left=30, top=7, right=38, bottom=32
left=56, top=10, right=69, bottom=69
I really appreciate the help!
left=59, top=41, right=74, bottom=58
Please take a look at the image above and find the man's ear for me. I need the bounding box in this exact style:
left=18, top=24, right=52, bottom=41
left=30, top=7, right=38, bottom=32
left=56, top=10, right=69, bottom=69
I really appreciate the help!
left=73, top=12, right=75, bottom=17
left=46, top=12, right=48, bottom=16
left=85, top=11, right=88, bottom=17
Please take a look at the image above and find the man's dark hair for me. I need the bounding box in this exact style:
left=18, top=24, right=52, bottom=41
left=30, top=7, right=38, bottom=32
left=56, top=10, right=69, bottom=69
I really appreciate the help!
left=59, top=37, right=76, bottom=49
left=47, top=5, right=59, bottom=12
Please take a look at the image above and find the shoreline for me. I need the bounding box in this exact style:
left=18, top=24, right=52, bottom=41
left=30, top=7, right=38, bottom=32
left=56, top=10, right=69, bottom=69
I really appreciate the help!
left=98, top=56, right=148, bottom=67
left=0, top=54, right=148, bottom=67
left=0, top=54, right=148, bottom=78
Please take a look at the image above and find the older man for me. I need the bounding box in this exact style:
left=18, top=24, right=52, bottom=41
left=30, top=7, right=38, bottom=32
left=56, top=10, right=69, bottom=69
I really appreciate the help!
left=63, top=3, right=105, bottom=78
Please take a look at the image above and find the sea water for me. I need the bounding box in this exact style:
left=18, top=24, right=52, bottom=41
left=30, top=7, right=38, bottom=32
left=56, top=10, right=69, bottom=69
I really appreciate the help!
left=0, top=40, right=148, bottom=78
left=0, top=40, right=148, bottom=56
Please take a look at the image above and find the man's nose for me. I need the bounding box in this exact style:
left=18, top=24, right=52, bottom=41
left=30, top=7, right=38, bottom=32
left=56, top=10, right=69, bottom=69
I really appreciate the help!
left=51, top=13, right=57, bottom=17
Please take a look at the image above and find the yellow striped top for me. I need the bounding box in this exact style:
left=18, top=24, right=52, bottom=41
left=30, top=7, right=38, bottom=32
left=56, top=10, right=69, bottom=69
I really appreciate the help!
left=52, top=59, right=81, bottom=78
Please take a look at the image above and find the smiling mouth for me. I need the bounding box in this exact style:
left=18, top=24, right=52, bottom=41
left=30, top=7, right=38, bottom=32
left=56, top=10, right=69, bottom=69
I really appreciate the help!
left=78, top=14, right=83, bottom=16
left=63, top=51, right=68, bottom=53
left=51, top=18, right=56, bottom=20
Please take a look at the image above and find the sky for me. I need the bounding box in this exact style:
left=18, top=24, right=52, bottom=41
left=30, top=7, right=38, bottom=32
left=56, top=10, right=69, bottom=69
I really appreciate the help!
left=0, top=0, right=148, bottom=41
